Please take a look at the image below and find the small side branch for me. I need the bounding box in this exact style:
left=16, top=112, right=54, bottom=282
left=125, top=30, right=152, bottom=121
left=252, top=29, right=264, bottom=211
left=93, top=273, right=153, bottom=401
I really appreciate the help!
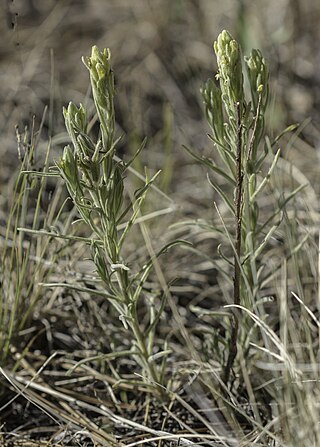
left=223, top=102, right=243, bottom=385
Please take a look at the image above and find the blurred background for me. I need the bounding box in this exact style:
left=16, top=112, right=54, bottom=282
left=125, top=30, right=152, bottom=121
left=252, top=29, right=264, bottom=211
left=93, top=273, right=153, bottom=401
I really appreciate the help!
left=1, top=0, right=319, bottom=191
left=1, top=2, right=320, bottom=441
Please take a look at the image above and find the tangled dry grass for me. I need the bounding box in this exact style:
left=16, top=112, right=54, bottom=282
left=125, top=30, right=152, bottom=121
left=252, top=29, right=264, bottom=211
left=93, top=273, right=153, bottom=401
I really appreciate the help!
left=1, top=1, right=320, bottom=446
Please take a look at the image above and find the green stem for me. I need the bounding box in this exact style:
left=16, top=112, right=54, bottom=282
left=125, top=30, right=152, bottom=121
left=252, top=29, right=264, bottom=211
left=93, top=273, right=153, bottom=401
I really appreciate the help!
left=117, top=268, right=163, bottom=395
left=130, top=305, right=161, bottom=385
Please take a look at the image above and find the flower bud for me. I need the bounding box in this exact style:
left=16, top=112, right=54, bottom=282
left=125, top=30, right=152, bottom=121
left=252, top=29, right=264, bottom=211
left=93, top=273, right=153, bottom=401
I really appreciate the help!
left=58, top=145, right=81, bottom=196
left=201, top=78, right=224, bottom=144
left=83, top=46, right=115, bottom=153
left=214, top=30, right=244, bottom=106
left=245, top=49, right=269, bottom=111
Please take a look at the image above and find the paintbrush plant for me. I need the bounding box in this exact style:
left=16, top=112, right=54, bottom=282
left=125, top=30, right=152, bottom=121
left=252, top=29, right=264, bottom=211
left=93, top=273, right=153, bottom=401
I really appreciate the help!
left=57, top=47, right=182, bottom=395
left=186, top=30, right=301, bottom=384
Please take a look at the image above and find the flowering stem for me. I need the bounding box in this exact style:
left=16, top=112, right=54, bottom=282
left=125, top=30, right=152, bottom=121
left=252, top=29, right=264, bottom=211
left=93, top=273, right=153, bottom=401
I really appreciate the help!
left=223, top=101, right=243, bottom=385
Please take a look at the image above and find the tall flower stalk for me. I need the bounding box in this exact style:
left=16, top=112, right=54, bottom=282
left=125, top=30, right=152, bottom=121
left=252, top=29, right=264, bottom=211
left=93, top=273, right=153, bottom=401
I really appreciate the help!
left=191, top=30, right=294, bottom=384
left=58, top=46, right=180, bottom=395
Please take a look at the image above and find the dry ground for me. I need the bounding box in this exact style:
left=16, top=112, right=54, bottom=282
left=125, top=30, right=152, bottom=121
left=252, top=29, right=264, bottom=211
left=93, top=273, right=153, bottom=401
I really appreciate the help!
left=1, top=1, right=320, bottom=446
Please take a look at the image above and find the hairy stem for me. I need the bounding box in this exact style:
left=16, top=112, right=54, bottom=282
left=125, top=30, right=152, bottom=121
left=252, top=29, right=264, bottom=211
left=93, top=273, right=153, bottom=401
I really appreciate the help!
left=223, top=102, right=243, bottom=385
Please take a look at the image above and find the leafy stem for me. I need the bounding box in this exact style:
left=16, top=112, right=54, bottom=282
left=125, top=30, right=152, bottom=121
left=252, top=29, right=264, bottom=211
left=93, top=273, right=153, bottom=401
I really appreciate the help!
left=223, top=101, right=243, bottom=384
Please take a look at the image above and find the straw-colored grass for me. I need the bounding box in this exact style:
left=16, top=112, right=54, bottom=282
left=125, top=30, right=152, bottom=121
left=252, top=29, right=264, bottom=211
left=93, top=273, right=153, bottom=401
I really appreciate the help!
left=1, top=3, right=320, bottom=446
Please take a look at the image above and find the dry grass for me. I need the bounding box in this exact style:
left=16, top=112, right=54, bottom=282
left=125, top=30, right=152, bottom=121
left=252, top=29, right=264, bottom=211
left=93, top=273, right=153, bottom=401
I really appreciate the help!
left=1, top=1, right=320, bottom=446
